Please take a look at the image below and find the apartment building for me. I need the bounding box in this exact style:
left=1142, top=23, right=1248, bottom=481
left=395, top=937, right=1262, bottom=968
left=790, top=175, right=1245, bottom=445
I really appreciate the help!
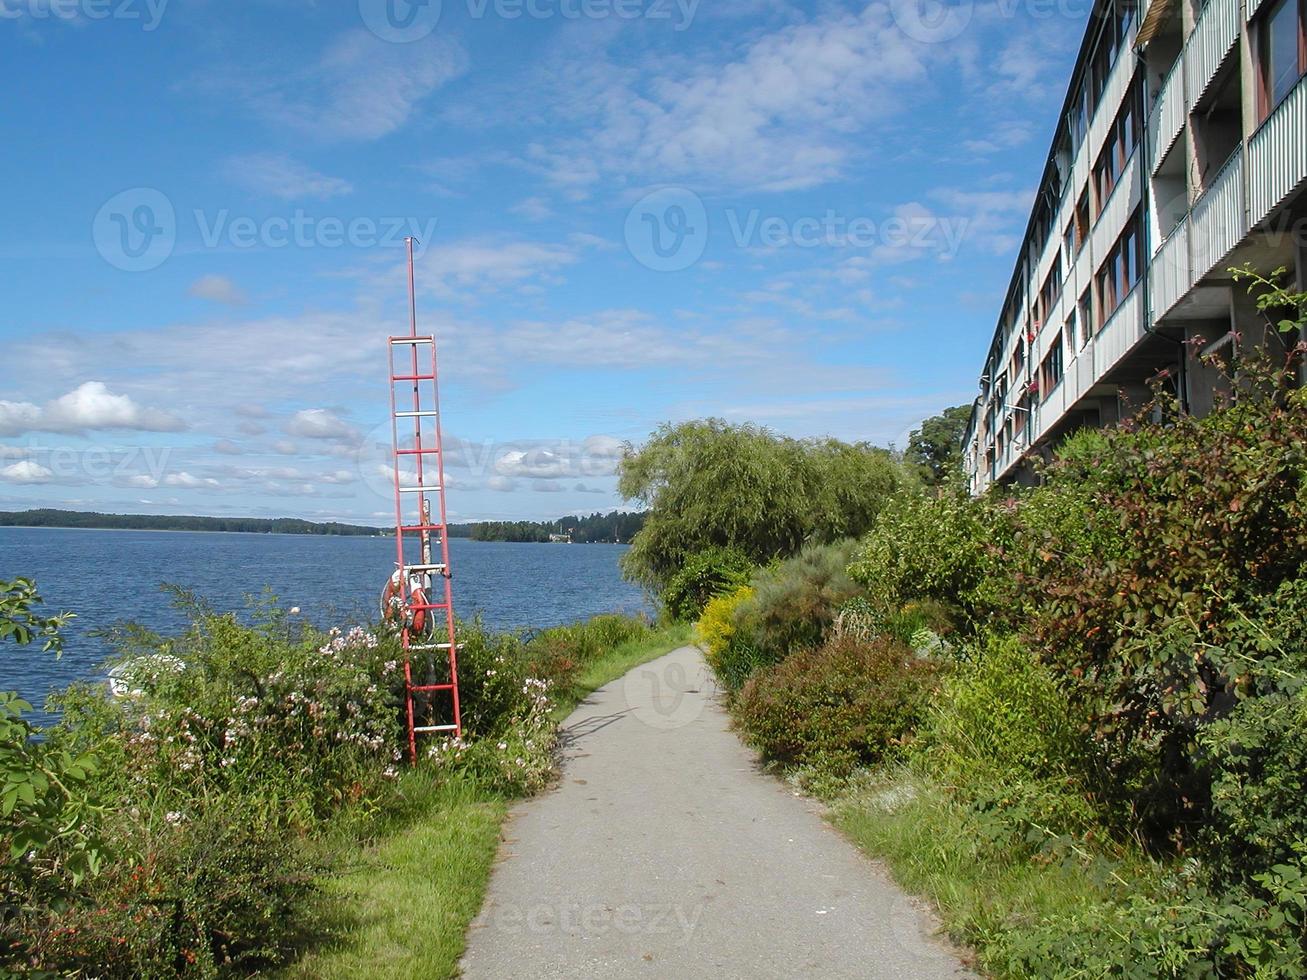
left=964, top=0, right=1307, bottom=493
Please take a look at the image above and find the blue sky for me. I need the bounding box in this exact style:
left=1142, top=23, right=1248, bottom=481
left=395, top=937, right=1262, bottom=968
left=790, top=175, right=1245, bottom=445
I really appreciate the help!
left=1, top=0, right=1086, bottom=525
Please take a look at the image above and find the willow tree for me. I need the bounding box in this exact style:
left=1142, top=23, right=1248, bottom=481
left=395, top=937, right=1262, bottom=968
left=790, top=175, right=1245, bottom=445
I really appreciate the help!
left=617, top=419, right=905, bottom=592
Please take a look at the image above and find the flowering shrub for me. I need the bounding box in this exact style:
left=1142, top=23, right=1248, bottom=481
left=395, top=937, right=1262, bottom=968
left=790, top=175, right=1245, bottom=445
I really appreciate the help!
left=426, top=620, right=557, bottom=795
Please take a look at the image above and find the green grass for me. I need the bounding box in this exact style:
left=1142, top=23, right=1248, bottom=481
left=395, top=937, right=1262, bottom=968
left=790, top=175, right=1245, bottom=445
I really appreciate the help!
left=288, top=620, right=692, bottom=979
left=286, top=772, right=506, bottom=980
left=829, top=767, right=1156, bottom=978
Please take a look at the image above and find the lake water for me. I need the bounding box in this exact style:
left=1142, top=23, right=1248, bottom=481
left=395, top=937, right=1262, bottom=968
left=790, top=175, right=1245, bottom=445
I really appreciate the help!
left=0, top=527, right=650, bottom=723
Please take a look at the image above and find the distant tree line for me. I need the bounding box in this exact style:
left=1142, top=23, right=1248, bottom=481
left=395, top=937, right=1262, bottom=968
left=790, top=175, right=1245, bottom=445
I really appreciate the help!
left=0, top=509, right=385, bottom=536
left=446, top=511, right=645, bottom=543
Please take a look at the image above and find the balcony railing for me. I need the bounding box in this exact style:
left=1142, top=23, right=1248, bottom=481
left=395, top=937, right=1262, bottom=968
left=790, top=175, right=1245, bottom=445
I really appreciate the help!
left=1184, top=0, right=1240, bottom=107
left=1151, top=60, right=1186, bottom=171
left=1190, top=148, right=1247, bottom=281
left=1249, top=75, right=1307, bottom=225
left=1151, top=212, right=1192, bottom=319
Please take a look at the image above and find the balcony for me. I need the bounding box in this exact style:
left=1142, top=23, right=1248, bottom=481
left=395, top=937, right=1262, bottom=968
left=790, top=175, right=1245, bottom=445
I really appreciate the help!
left=1151, top=61, right=1186, bottom=172
left=1190, top=148, right=1248, bottom=281
left=1152, top=212, right=1192, bottom=318
left=1248, top=76, right=1307, bottom=225
left=1185, top=0, right=1240, bottom=108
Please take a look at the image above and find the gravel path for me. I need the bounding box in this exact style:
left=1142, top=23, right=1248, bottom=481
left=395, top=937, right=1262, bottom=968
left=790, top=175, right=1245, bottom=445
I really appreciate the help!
left=459, top=645, right=976, bottom=979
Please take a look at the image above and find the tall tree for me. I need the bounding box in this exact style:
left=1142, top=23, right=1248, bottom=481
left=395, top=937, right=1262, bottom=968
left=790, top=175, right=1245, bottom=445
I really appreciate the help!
left=905, top=405, right=972, bottom=486
left=617, top=420, right=904, bottom=591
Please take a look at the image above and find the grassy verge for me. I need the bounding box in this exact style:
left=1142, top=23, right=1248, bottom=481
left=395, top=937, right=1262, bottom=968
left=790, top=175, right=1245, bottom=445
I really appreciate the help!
left=289, top=620, right=691, bottom=979
left=828, top=768, right=1159, bottom=978
left=287, top=772, right=507, bottom=980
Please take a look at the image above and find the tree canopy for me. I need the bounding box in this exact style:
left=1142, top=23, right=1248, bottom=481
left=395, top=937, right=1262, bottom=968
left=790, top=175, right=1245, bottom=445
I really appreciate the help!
left=904, top=405, right=971, bottom=485
left=617, top=420, right=906, bottom=591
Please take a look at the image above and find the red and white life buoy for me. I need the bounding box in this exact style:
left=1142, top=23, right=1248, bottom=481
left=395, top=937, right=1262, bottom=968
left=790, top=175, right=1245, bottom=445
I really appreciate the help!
left=380, top=570, right=431, bottom=636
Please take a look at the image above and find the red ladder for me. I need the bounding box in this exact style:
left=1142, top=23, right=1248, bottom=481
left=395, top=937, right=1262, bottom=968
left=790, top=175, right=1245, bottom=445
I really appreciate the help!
left=387, top=237, right=461, bottom=763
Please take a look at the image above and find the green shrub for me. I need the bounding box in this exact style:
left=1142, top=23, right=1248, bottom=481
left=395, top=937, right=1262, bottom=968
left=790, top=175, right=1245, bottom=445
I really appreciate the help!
left=9, top=800, right=317, bottom=977
left=919, top=635, right=1106, bottom=839
left=730, top=539, right=863, bottom=671
left=999, top=867, right=1307, bottom=979
left=1198, top=578, right=1307, bottom=887
left=521, top=613, right=652, bottom=701
left=660, top=547, right=754, bottom=621
left=734, top=634, right=941, bottom=784
left=1019, top=376, right=1307, bottom=837
left=848, top=490, right=1008, bottom=635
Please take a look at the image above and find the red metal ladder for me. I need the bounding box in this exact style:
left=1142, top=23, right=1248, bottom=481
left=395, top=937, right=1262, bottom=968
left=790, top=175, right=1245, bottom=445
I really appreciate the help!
left=388, top=237, right=461, bottom=763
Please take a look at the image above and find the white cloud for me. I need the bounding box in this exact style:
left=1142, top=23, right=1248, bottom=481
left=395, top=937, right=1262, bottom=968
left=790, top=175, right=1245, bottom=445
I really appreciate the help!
left=522, top=4, right=932, bottom=193
left=125, top=474, right=159, bottom=489
left=223, top=152, right=353, bottom=199
left=509, top=197, right=555, bottom=221
left=416, top=240, right=581, bottom=299
left=286, top=409, right=359, bottom=442
left=189, top=275, right=248, bottom=306
left=0, top=460, right=54, bottom=484
left=163, top=472, right=220, bottom=489
left=0, top=382, right=185, bottom=437
left=207, top=32, right=467, bottom=142
left=213, top=439, right=244, bottom=455
left=272, top=439, right=299, bottom=455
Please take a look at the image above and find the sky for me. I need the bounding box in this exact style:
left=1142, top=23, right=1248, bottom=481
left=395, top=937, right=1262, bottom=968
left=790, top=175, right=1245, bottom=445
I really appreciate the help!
left=0, top=0, right=1089, bottom=526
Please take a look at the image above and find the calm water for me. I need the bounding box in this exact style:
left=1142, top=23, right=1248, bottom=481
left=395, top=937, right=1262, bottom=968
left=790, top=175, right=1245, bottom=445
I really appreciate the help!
left=0, top=527, right=650, bottom=722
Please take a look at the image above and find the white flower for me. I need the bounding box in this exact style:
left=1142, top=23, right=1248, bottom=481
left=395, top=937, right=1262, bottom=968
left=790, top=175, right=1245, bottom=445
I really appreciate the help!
left=165, top=811, right=183, bottom=825
left=497, top=741, right=507, bottom=751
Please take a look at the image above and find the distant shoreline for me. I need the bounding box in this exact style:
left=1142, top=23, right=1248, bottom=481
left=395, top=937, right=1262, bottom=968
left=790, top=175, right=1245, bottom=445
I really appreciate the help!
left=0, top=509, right=386, bottom=537
left=0, top=524, right=390, bottom=537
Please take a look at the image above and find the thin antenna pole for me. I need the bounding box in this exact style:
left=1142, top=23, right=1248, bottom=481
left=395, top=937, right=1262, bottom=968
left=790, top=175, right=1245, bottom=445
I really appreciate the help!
left=407, top=237, right=419, bottom=339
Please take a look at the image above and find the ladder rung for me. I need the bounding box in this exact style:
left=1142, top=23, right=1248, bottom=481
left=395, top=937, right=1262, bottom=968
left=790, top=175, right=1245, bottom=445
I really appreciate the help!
left=391, top=337, right=433, bottom=345
left=398, top=486, right=442, bottom=493
left=395, top=410, right=439, bottom=418
left=409, top=683, right=457, bottom=692
left=399, top=524, right=444, bottom=533
left=407, top=642, right=459, bottom=651
left=413, top=724, right=459, bottom=733
left=403, top=563, right=448, bottom=573
left=396, top=448, right=440, bottom=455
left=392, top=374, right=436, bottom=381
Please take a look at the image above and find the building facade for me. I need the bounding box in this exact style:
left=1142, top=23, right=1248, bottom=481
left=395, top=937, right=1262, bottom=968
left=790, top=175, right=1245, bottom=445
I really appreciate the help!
left=964, top=0, right=1307, bottom=493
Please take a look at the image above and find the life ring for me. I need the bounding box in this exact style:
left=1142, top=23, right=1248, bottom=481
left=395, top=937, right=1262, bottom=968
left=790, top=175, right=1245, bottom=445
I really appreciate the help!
left=380, top=571, right=432, bottom=636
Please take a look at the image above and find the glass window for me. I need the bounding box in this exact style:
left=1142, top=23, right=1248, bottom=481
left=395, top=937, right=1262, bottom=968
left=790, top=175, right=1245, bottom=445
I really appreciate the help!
left=1262, top=0, right=1305, bottom=112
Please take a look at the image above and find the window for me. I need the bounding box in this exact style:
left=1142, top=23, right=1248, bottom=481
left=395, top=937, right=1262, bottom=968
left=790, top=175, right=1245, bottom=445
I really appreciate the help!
left=1064, top=311, right=1078, bottom=357
left=1014, top=394, right=1029, bottom=435
left=1257, top=0, right=1306, bottom=118
left=1035, top=254, right=1064, bottom=325
left=1093, top=81, right=1142, bottom=216
left=1070, top=188, right=1090, bottom=252
left=1040, top=341, right=1064, bottom=396
left=1013, top=336, right=1026, bottom=375
left=1094, top=210, right=1144, bottom=329
left=1078, top=288, right=1093, bottom=347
